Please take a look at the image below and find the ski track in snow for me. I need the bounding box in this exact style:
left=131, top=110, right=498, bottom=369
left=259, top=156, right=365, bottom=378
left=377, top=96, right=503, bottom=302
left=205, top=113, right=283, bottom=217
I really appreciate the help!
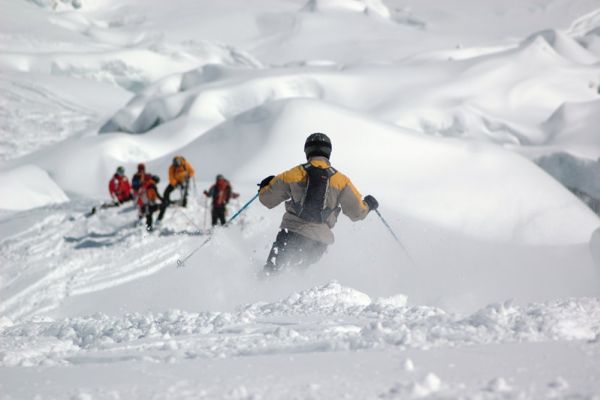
left=0, top=202, right=197, bottom=320
left=0, top=75, right=97, bottom=161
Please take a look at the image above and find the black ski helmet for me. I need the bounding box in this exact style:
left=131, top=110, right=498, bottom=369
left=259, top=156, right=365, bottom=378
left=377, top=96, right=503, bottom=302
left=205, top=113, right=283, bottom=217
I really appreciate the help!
left=304, top=133, right=332, bottom=159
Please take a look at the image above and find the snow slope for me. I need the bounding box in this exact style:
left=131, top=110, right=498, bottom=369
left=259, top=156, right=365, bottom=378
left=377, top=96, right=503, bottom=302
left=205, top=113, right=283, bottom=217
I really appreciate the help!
left=2, top=0, right=600, bottom=398
left=0, top=165, right=68, bottom=210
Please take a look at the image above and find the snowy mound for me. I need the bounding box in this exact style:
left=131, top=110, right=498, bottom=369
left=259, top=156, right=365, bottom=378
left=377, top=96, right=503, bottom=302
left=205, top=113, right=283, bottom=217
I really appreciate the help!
left=28, top=0, right=82, bottom=11
left=520, top=30, right=598, bottom=65
left=567, top=6, right=600, bottom=57
left=244, top=281, right=372, bottom=316
left=2, top=281, right=599, bottom=367
left=301, top=0, right=391, bottom=19
left=540, top=100, right=600, bottom=157
left=99, top=65, right=321, bottom=134
left=0, top=2, right=261, bottom=92
left=536, top=153, right=600, bottom=200
left=179, top=98, right=597, bottom=244
left=0, top=165, right=68, bottom=210
left=12, top=96, right=599, bottom=243
left=100, top=41, right=600, bottom=150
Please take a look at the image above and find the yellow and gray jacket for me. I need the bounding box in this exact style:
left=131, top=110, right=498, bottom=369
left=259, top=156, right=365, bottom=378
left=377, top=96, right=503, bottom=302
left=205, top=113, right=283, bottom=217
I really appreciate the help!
left=259, top=156, right=370, bottom=244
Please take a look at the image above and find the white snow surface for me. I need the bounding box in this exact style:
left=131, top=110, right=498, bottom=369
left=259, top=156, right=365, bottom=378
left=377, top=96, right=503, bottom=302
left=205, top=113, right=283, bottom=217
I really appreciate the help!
left=0, top=164, right=68, bottom=210
left=2, top=0, right=600, bottom=398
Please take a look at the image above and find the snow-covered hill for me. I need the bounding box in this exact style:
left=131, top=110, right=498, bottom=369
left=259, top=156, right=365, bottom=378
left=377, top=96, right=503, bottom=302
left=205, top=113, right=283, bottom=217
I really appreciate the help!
left=1, top=0, right=600, bottom=398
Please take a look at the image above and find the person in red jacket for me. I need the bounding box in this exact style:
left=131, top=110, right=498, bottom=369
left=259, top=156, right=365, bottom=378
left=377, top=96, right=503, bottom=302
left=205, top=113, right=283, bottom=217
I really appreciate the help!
left=204, top=174, right=239, bottom=226
left=108, top=166, right=132, bottom=205
left=137, top=174, right=162, bottom=231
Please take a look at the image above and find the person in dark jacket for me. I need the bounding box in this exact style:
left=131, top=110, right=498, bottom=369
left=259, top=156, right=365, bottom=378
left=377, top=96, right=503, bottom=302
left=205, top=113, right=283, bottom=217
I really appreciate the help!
left=131, top=163, right=146, bottom=198
left=204, top=174, right=239, bottom=226
left=258, top=133, right=378, bottom=274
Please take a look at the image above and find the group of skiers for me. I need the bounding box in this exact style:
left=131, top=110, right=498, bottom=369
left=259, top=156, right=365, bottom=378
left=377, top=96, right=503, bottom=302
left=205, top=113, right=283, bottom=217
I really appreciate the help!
left=107, top=156, right=237, bottom=232
left=105, top=133, right=378, bottom=275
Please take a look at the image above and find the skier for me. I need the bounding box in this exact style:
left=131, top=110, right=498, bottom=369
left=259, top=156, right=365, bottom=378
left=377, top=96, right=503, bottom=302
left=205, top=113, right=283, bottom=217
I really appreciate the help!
left=258, top=133, right=378, bottom=274
left=137, top=174, right=162, bottom=231
left=203, top=174, right=239, bottom=226
left=108, top=166, right=132, bottom=205
left=157, top=156, right=195, bottom=222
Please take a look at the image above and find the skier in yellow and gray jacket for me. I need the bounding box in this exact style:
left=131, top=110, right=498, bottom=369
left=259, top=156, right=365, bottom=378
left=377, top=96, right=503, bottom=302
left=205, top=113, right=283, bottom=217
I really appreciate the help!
left=258, top=133, right=378, bottom=274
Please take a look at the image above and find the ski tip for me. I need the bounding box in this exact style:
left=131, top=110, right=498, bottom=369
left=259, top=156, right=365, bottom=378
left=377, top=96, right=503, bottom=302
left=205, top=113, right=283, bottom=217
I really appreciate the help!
left=176, top=259, right=184, bottom=268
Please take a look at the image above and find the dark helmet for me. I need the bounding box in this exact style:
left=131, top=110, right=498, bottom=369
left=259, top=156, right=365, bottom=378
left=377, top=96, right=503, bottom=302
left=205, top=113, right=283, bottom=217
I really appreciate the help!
left=152, top=175, right=160, bottom=184
left=216, top=174, right=224, bottom=181
left=137, top=163, right=145, bottom=172
left=304, top=133, right=332, bottom=159
left=116, top=166, right=125, bottom=176
left=172, top=156, right=182, bottom=167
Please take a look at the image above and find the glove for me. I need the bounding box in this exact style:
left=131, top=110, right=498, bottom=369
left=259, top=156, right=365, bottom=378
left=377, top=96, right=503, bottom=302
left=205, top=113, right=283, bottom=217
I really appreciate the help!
left=257, top=175, right=275, bottom=192
left=203, top=190, right=209, bottom=196
left=364, top=195, right=379, bottom=211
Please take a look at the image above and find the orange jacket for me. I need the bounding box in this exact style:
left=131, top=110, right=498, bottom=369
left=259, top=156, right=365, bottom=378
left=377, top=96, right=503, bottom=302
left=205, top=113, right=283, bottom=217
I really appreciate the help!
left=137, top=177, right=160, bottom=207
left=168, top=158, right=195, bottom=186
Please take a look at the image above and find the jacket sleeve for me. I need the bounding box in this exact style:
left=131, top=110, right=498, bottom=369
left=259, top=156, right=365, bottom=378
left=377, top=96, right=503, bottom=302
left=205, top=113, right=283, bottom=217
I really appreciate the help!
left=168, top=166, right=177, bottom=186
left=259, top=173, right=291, bottom=209
left=185, top=161, right=195, bottom=177
left=225, top=184, right=232, bottom=203
left=338, top=178, right=370, bottom=221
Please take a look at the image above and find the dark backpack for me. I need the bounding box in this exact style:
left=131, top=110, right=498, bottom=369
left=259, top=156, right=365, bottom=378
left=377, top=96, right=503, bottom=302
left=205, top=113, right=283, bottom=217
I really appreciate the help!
left=296, top=163, right=337, bottom=223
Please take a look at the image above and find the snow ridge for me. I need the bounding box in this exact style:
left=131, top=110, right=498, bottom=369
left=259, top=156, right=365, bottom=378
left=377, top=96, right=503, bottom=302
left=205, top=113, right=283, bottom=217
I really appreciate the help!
left=2, top=282, right=599, bottom=367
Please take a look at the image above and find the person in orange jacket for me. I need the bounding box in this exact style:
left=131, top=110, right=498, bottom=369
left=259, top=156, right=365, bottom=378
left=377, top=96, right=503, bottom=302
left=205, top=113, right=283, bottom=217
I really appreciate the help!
left=108, top=166, right=132, bottom=205
left=157, top=156, right=195, bottom=222
left=137, top=174, right=163, bottom=231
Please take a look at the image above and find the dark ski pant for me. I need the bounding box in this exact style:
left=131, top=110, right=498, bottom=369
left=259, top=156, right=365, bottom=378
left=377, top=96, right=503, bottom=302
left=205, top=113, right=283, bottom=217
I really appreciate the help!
left=211, top=205, right=226, bottom=226
left=157, top=181, right=189, bottom=221
left=264, top=229, right=327, bottom=274
left=141, top=204, right=159, bottom=231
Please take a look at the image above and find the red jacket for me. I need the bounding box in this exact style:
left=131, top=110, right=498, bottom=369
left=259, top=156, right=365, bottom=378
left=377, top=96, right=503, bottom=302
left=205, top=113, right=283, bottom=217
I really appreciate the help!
left=205, top=179, right=238, bottom=207
left=109, top=174, right=132, bottom=202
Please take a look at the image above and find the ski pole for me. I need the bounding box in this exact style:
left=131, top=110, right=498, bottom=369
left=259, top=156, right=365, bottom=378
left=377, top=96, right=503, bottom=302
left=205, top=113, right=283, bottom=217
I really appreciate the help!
left=177, top=236, right=212, bottom=267
left=203, top=196, right=209, bottom=230
left=173, top=206, right=204, bottom=233
left=374, top=209, right=416, bottom=265
left=225, top=192, right=259, bottom=226
left=176, top=192, right=260, bottom=267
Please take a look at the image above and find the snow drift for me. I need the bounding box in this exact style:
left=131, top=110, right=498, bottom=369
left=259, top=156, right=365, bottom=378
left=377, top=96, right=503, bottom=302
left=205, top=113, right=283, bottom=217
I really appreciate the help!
left=0, top=165, right=68, bottom=210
